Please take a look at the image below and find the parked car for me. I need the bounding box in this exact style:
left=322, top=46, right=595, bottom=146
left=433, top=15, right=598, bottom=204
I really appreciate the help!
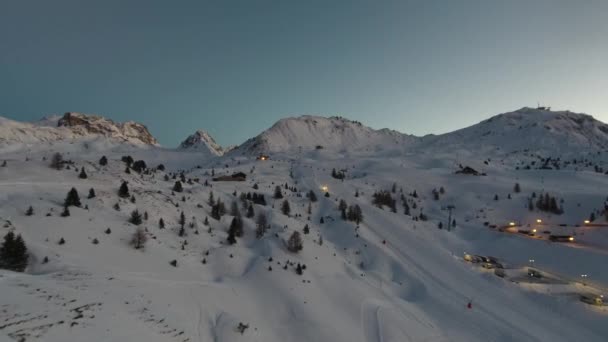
left=580, top=294, right=604, bottom=306
left=527, top=269, right=542, bottom=278
left=494, top=268, right=506, bottom=278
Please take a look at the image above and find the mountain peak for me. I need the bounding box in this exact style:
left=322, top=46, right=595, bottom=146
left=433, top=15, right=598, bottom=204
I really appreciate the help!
left=233, top=114, right=416, bottom=155
left=0, top=112, right=158, bottom=150
left=179, top=129, right=223, bottom=155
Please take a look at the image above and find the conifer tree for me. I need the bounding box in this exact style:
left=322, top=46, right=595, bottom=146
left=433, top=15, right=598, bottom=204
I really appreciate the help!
left=208, top=191, right=215, bottom=206
left=129, top=209, right=143, bottom=225
left=255, top=213, right=268, bottom=238
left=230, top=201, right=241, bottom=217
left=118, top=181, right=130, bottom=198
left=99, top=156, right=108, bottom=166
left=50, top=152, right=63, bottom=170
left=64, top=188, right=81, bottom=207
left=173, top=181, right=183, bottom=193
left=514, top=183, right=521, bottom=193
left=79, top=167, right=87, bottom=179
left=179, top=211, right=186, bottom=228
left=274, top=185, right=283, bottom=199
left=246, top=203, right=255, bottom=218
left=88, top=188, right=96, bottom=199
left=130, top=227, right=147, bottom=249
left=159, top=218, right=165, bottom=229
left=25, top=206, right=34, bottom=216
left=281, top=200, right=291, bottom=216
left=308, top=190, right=318, bottom=202
left=287, top=231, right=303, bottom=253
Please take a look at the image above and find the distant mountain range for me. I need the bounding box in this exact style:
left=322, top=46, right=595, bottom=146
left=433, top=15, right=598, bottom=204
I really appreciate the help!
left=2, top=108, right=608, bottom=156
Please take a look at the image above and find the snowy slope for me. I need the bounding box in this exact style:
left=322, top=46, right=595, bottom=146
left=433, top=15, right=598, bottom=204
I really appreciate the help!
left=178, top=130, right=224, bottom=156
left=1, top=109, right=608, bottom=342
left=232, top=115, right=417, bottom=155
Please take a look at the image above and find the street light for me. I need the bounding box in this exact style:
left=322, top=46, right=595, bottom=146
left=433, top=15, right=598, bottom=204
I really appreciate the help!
left=509, top=222, right=516, bottom=226
left=584, top=220, right=590, bottom=224
left=321, top=185, right=328, bottom=192
left=536, top=219, right=542, bottom=224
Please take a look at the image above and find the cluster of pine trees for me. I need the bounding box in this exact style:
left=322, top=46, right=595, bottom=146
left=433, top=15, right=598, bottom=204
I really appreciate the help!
left=0, top=232, right=28, bottom=272
left=372, top=190, right=397, bottom=212
left=331, top=168, right=345, bottom=180
left=534, top=193, right=563, bottom=214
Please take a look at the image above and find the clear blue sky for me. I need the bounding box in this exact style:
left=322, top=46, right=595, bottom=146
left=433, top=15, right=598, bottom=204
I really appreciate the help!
left=1, top=0, right=607, bottom=146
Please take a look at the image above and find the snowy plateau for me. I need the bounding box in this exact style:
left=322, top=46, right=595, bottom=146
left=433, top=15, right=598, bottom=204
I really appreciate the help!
left=1, top=108, right=608, bottom=342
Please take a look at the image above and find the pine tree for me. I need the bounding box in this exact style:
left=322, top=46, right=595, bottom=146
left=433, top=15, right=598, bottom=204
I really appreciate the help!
left=159, top=218, right=165, bottom=229
left=88, top=188, right=96, bottom=199
left=347, top=205, right=363, bottom=224
left=113, top=202, right=121, bottom=211
left=125, top=166, right=131, bottom=174
left=308, top=190, right=317, bottom=202
left=129, top=209, right=143, bottom=225
left=229, top=216, right=244, bottom=238
left=255, top=213, right=268, bottom=238
left=64, top=188, right=81, bottom=207
left=131, top=227, right=148, bottom=249
left=118, top=181, right=130, bottom=198
left=203, top=216, right=209, bottom=226
left=173, top=181, right=183, bottom=193
left=287, top=231, right=303, bottom=253
left=274, top=186, right=283, bottom=199
left=230, top=201, right=241, bottom=217
left=338, top=199, right=347, bottom=219
left=25, top=206, right=34, bottom=216
left=355, top=190, right=359, bottom=197
left=50, top=152, right=63, bottom=170
left=514, top=183, right=521, bottom=193
left=99, top=156, right=108, bottom=166
left=303, top=224, right=310, bottom=234
left=307, top=202, right=312, bottom=215
left=208, top=191, right=215, bottom=206
left=130, top=195, right=136, bottom=203
left=246, top=203, right=255, bottom=218
left=281, top=200, right=291, bottom=216
left=179, top=211, right=186, bottom=228
left=79, top=167, right=87, bottom=179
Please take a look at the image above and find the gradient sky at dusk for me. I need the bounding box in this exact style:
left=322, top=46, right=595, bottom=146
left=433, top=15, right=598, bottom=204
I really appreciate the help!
left=1, top=0, right=607, bottom=146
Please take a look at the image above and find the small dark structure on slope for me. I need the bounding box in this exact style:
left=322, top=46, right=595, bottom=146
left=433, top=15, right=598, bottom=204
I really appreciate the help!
left=455, top=166, right=486, bottom=176
left=213, top=172, right=247, bottom=182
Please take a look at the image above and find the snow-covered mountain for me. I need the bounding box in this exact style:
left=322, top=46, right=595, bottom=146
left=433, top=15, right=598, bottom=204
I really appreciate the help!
left=2, top=107, right=608, bottom=342
left=420, top=107, right=608, bottom=154
left=178, top=130, right=224, bottom=156
left=233, top=115, right=417, bottom=155
left=0, top=112, right=158, bottom=151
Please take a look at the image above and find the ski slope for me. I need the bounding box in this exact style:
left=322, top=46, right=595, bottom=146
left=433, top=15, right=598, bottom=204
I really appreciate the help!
left=1, top=109, right=608, bottom=341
